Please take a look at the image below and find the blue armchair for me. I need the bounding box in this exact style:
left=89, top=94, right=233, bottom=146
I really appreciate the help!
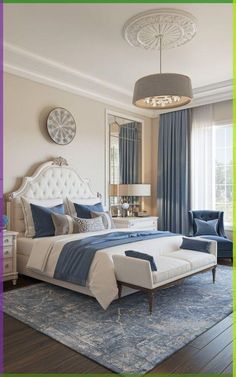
left=188, top=210, right=233, bottom=260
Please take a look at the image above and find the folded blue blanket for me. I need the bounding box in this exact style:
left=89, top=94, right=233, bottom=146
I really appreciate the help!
left=125, top=250, right=157, bottom=271
left=54, top=230, right=176, bottom=286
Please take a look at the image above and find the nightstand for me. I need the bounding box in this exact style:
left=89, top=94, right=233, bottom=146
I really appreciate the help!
left=3, top=230, right=18, bottom=285
left=113, top=216, right=158, bottom=231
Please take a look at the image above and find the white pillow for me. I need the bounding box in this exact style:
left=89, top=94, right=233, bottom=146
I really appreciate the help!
left=90, top=210, right=116, bottom=229
left=21, top=197, right=63, bottom=238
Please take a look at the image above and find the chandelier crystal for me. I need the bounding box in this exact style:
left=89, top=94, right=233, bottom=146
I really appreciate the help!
left=144, top=95, right=181, bottom=107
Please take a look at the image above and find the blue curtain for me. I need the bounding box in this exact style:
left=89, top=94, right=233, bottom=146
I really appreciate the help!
left=157, top=109, right=191, bottom=235
left=119, top=122, right=140, bottom=184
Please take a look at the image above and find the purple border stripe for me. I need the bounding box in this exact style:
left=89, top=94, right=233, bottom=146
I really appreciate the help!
left=0, top=0, right=3, bottom=373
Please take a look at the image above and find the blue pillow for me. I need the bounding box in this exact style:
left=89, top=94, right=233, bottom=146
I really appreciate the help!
left=125, top=250, right=157, bottom=271
left=73, top=202, right=104, bottom=219
left=180, top=237, right=211, bottom=253
left=30, top=203, right=64, bottom=238
left=194, top=218, right=218, bottom=236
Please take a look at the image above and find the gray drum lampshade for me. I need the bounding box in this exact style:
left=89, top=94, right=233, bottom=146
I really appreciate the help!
left=133, top=73, right=193, bottom=109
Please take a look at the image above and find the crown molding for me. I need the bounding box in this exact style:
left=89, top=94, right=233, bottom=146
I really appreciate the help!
left=4, top=43, right=232, bottom=119
left=4, top=43, right=156, bottom=118
left=154, top=79, right=232, bottom=115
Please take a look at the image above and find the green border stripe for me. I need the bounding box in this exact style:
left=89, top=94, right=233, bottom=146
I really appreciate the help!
left=3, top=0, right=233, bottom=3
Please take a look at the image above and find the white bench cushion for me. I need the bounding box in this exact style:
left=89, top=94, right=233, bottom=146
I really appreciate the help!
left=163, top=250, right=216, bottom=271
left=152, top=256, right=191, bottom=284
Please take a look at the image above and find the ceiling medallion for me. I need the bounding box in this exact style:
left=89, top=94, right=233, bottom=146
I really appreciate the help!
left=124, top=9, right=197, bottom=110
left=123, top=9, right=197, bottom=50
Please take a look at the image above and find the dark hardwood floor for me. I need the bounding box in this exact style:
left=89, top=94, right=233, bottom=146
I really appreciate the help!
left=4, top=271, right=233, bottom=375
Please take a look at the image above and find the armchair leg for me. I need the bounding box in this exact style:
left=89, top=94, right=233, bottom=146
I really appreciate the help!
left=212, top=267, right=216, bottom=284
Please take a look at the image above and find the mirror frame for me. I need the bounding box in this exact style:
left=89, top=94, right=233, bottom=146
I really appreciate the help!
left=105, top=109, right=144, bottom=208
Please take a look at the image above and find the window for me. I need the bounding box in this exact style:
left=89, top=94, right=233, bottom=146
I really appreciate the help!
left=213, top=124, right=233, bottom=225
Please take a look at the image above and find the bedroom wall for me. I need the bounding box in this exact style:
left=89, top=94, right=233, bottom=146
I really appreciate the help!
left=4, top=72, right=153, bottom=212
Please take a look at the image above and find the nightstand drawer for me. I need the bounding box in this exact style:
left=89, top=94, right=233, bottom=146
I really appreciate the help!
left=3, top=235, right=13, bottom=247
left=3, top=246, right=13, bottom=258
left=3, top=258, right=13, bottom=274
left=113, top=217, right=158, bottom=231
left=128, top=221, right=157, bottom=230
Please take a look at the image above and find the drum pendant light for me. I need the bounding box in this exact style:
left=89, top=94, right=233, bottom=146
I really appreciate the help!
left=123, top=9, right=197, bottom=110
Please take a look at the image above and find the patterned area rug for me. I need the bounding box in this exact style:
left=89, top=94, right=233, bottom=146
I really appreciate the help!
left=4, top=265, right=232, bottom=374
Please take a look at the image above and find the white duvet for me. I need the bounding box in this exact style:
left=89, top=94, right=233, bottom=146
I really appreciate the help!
left=27, top=229, right=182, bottom=309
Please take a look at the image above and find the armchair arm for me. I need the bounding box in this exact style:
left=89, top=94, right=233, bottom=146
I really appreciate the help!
left=112, top=255, right=154, bottom=289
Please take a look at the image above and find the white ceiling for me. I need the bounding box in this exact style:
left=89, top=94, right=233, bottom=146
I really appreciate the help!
left=4, top=3, right=233, bottom=116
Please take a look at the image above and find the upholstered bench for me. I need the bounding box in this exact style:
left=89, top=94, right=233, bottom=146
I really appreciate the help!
left=112, top=238, right=217, bottom=314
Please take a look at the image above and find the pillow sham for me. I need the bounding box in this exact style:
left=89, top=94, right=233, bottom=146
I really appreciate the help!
left=51, top=213, right=81, bottom=236
left=194, top=218, right=218, bottom=236
left=30, top=203, right=64, bottom=238
left=180, top=237, right=211, bottom=254
left=125, top=250, right=157, bottom=271
left=73, top=216, right=105, bottom=233
left=90, top=210, right=115, bottom=229
left=21, top=197, right=64, bottom=238
left=63, top=197, right=102, bottom=216
left=65, top=197, right=104, bottom=218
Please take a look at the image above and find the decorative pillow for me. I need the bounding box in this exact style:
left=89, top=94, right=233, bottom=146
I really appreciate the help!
left=30, top=203, right=64, bottom=238
left=65, top=198, right=104, bottom=218
left=125, top=250, right=157, bottom=271
left=51, top=213, right=81, bottom=236
left=73, top=216, right=105, bottom=233
left=21, top=197, right=64, bottom=238
left=90, top=210, right=116, bottom=229
left=194, top=218, right=218, bottom=236
left=180, top=237, right=211, bottom=254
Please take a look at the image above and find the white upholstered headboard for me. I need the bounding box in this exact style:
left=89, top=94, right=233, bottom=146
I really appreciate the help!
left=7, top=157, right=101, bottom=234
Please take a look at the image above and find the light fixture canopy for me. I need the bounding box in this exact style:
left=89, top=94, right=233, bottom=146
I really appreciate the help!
left=123, top=9, right=196, bottom=110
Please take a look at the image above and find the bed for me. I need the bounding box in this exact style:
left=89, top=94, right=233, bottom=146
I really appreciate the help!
left=7, top=157, right=188, bottom=309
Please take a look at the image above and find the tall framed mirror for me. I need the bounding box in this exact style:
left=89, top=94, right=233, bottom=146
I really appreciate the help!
left=106, top=111, right=149, bottom=217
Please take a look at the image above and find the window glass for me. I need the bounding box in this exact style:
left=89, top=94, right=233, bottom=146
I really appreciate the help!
left=213, top=124, right=233, bottom=225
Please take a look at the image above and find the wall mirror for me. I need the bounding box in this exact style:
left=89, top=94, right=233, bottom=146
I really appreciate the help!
left=106, top=111, right=149, bottom=217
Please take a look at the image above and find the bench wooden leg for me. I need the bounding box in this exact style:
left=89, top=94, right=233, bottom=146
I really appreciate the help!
left=212, top=267, right=216, bottom=284
left=148, top=291, right=154, bottom=315
left=118, top=282, right=122, bottom=299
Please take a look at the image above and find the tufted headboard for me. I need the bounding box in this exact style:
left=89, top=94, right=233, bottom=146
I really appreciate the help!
left=7, top=157, right=101, bottom=234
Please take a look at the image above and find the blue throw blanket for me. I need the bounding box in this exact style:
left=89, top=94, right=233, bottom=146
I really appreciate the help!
left=54, top=231, right=176, bottom=286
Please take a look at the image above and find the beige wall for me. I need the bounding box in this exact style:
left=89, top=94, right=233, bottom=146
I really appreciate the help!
left=4, top=72, right=232, bottom=220
left=4, top=72, right=153, bottom=211
left=213, top=100, right=232, bottom=123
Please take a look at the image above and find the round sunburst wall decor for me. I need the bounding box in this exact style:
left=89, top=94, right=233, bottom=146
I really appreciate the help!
left=123, top=9, right=197, bottom=50
left=47, top=107, right=76, bottom=145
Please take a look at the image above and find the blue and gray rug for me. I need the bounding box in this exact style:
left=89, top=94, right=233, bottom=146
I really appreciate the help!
left=4, top=265, right=232, bottom=374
